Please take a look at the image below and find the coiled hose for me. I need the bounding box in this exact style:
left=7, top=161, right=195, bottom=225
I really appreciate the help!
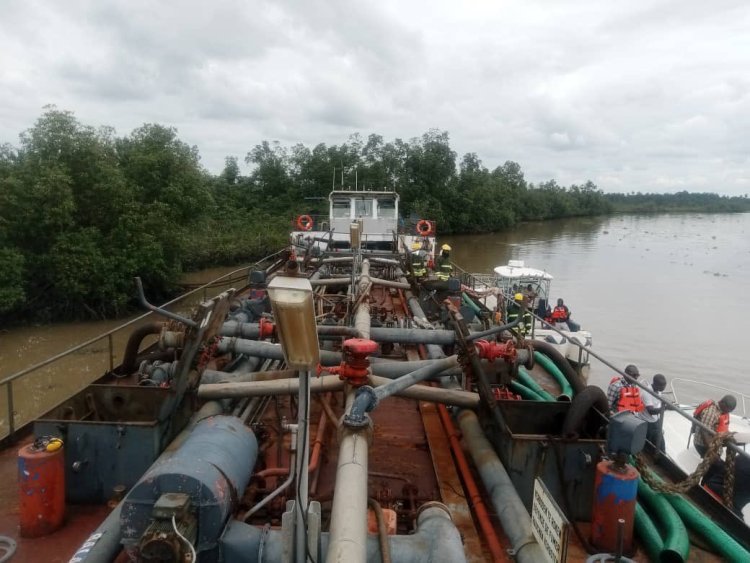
left=533, top=350, right=574, bottom=399
left=637, top=479, right=689, bottom=562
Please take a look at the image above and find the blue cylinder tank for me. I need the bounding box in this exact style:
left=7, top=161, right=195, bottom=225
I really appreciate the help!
left=120, top=415, right=258, bottom=556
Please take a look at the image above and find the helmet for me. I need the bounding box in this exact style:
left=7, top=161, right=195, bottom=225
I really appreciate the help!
left=411, top=242, right=421, bottom=251
left=514, top=293, right=524, bottom=301
left=441, top=244, right=452, bottom=251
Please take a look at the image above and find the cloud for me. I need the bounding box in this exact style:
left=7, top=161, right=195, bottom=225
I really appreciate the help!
left=0, top=0, right=748, bottom=194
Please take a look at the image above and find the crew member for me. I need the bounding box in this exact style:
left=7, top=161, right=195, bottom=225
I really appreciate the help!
left=506, top=293, right=532, bottom=336
left=607, top=364, right=645, bottom=415
left=693, top=394, right=737, bottom=458
left=551, top=298, right=571, bottom=330
left=639, top=373, right=667, bottom=452
left=410, top=241, right=427, bottom=279
left=436, top=244, right=453, bottom=281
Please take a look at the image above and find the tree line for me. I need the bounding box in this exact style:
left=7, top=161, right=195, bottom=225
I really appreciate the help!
left=0, top=107, right=745, bottom=323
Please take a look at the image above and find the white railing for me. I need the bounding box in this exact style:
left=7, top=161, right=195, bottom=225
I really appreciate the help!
left=669, top=377, right=750, bottom=420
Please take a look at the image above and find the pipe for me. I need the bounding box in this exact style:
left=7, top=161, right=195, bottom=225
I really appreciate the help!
left=437, top=403, right=507, bottom=562
left=134, top=276, right=198, bottom=328
left=637, top=479, right=689, bottom=562
left=533, top=351, right=574, bottom=398
left=345, top=356, right=460, bottom=426
left=464, top=317, right=522, bottom=342
left=368, top=498, right=393, bottom=563
left=457, top=410, right=546, bottom=563
left=118, top=322, right=163, bottom=374
left=643, top=468, right=750, bottom=562
left=461, top=292, right=482, bottom=315
left=244, top=450, right=297, bottom=520
left=527, top=340, right=586, bottom=395
left=516, top=366, right=556, bottom=402
left=197, top=375, right=345, bottom=399
left=217, top=337, right=343, bottom=366
left=634, top=502, right=664, bottom=563
left=369, top=375, right=479, bottom=409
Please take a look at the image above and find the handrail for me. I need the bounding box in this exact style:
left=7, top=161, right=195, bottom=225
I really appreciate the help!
left=0, top=249, right=285, bottom=440
left=669, top=377, right=749, bottom=419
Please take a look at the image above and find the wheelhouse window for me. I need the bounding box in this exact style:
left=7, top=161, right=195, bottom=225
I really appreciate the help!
left=332, top=198, right=351, bottom=219
left=377, top=198, right=396, bottom=219
left=355, top=198, right=373, bottom=218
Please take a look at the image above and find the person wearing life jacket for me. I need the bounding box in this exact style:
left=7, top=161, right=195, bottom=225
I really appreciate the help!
left=693, top=394, right=737, bottom=457
left=506, top=293, right=532, bottom=336
left=607, top=364, right=645, bottom=415
left=435, top=244, right=453, bottom=281
left=551, top=298, right=571, bottom=330
left=410, top=241, right=427, bottom=278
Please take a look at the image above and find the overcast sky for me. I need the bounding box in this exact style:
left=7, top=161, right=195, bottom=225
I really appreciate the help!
left=1, top=1, right=749, bottom=194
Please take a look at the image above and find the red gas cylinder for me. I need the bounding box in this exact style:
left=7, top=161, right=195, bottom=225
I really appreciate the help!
left=18, top=438, right=65, bottom=537
left=590, top=459, right=638, bottom=554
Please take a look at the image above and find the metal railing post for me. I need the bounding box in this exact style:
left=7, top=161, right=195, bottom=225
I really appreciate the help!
left=108, top=334, right=114, bottom=372
left=6, top=383, right=15, bottom=441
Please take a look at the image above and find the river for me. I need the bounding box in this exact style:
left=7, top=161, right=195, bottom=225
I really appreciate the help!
left=1, top=213, right=748, bottom=433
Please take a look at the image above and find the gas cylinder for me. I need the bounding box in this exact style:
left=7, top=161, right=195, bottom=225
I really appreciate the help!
left=590, top=459, right=638, bottom=554
left=18, top=437, right=65, bottom=537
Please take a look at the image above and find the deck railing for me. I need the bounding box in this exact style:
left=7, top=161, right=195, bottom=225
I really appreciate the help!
left=0, top=250, right=285, bottom=443
left=669, top=377, right=750, bottom=419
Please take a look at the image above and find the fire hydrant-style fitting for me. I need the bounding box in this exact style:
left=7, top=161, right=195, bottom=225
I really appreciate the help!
left=320, top=338, right=378, bottom=386
left=473, top=339, right=517, bottom=364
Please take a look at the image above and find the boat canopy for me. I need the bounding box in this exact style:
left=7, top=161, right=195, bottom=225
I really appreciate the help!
left=493, top=260, right=553, bottom=281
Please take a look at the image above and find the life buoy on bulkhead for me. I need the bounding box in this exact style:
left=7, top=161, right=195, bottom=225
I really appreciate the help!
left=416, top=219, right=434, bottom=236
left=296, top=215, right=313, bottom=231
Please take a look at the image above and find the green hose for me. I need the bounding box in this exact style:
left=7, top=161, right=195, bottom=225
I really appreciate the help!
left=533, top=351, right=574, bottom=398
left=634, top=502, right=664, bottom=563
left=461, top=293, right=482, bottom=315
left=637, top=479, right=689, bottom=562
left=517, top=366, right=556, bottom=402
left=642, top=468, right=750, bottom=562
left=508, top=380, right=545, bottom=401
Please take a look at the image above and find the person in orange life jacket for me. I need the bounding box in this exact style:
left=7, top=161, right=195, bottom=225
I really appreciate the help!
left=606, top=364, right=645, bottom=415
left=639, top=374, right=667, bottom=452
left=551, top=298, right=571, bottom=330
left=693, top=394, right=737, bottom=458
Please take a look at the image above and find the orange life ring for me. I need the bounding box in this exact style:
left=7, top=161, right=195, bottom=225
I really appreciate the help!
left=296, top=215, right=313, bottom=231
left=416, top=219, right=434, bottom=236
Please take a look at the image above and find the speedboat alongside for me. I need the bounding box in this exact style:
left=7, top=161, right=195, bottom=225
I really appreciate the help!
left=0, top=187, right=749, bottom=562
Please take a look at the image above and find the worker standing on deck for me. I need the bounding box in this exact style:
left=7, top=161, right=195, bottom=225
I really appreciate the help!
left=639, top=374, right=667, bottom=452
left=506, top=293, right=532, bottom=336
left=693, top=394, right=737, bottom=458
left=436, top=244, right=453, bottom=281
left=607, top=364, right=645, bottom=415
left=410, top=241, right=427, bottom=278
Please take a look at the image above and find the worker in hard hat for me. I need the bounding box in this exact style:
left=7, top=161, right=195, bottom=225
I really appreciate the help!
left=410, top=241, right=427, bottom=278
left=436, top=243, right=453, bottom=281
left=506, top=292, right=532, bottom=336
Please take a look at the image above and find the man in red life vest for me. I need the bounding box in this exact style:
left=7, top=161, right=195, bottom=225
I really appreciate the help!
left=607, top=364, right=645, bottom=415
left=693, top=394, right=737, bottom=458
left=551, top=298, right=571, bottom=330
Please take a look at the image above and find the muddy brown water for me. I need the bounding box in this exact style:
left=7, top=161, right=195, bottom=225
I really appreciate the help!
left=2, top=213, right=749, bottom=436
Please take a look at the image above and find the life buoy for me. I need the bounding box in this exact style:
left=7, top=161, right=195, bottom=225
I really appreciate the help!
left=416, top=219, right=434, bottom=236
left=296, top=215, right=313, bottom=231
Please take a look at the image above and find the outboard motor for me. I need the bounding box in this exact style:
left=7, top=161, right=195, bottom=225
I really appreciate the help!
left=120, top=415, right=258, bottom=561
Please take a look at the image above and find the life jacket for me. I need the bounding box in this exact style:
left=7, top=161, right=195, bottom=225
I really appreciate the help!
left=436, top=262, right=453, bottom=281
left=411, top=253, right=427, bottom=277
left=610, top=376, right=644, bottom=412
left=551, top=306, right=568, bottom=321
left=693, top=400, right=730, bottom=433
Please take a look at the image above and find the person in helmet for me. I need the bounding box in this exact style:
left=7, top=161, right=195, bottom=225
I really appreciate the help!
left=409, top=241, right=427, bottom=278
left=436, top=243, right=453, bottom=281
left=506, top=292, right=532, bottom=336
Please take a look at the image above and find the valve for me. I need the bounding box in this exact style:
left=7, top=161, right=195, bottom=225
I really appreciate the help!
left=323, top=338, right=378, bottom=386
left=257, top=317, right=275, bottom=339
left=474, top=339, right=517, bottom=364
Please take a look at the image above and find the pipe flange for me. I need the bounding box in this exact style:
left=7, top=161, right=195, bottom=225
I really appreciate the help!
left=585, top=555, right=634, bottom=563
left=416, top=501, right=452, bottom=523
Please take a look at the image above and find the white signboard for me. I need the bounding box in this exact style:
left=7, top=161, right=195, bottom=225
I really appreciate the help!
left=531, top=478, right=570, bottom=563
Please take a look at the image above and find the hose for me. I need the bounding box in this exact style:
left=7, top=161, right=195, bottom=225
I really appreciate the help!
left=527, top=340, right=586, bottom=395
left=516, top=366, right=556, bottom=402
left=561, top=386, right=609, bottom=439
left=634, top=503, right=664, bottom=563
left=642, top=467, right=750, bottom=562
left=637, top=479, right=689, bottom=562
left=508, top=380, right=545, bottom=401
left=0, top=536, right=16, bottom=563
left=533, top=351, right=574, bottom=399
left=461, top=292, right=482, bottom=315
left=368, top=498, right=392, bottom=563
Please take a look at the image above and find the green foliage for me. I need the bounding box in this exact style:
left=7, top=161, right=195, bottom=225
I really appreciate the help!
left=605, top=191, right=750, bottom=213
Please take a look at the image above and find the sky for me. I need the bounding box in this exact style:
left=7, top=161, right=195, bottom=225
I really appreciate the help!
left=1, top=0, right=749, bottom=195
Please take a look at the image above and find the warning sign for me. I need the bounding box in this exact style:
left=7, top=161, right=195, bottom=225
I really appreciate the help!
left=531, top=478, right=570, bottom=563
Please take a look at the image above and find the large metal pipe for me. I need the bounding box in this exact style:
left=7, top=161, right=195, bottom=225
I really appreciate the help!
left=397, top=269, right=444, bottom=360
left=221, top=503, right=467, bottom=562
left=217, top=337, right=343, bottom=366
left=457, top=410, right=546, bottom=563
left=118, top=322, right=163, bottom=374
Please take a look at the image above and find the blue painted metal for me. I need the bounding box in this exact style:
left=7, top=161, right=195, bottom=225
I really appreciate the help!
left=120, top=415, right=258, bottom=558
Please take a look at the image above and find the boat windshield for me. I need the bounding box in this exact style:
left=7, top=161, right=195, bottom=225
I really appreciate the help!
left=332, top=198, right=351, bottom=219
left=377, top=198, right=396, bottom=219
left=354, top=198, right=373, bottom=218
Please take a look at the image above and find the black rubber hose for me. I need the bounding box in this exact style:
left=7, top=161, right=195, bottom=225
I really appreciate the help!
left=561, top=385, right=609, bottom=439
left=118, top=322, right=163, bottom=374
left=528, top=340, right=586, bottom=395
